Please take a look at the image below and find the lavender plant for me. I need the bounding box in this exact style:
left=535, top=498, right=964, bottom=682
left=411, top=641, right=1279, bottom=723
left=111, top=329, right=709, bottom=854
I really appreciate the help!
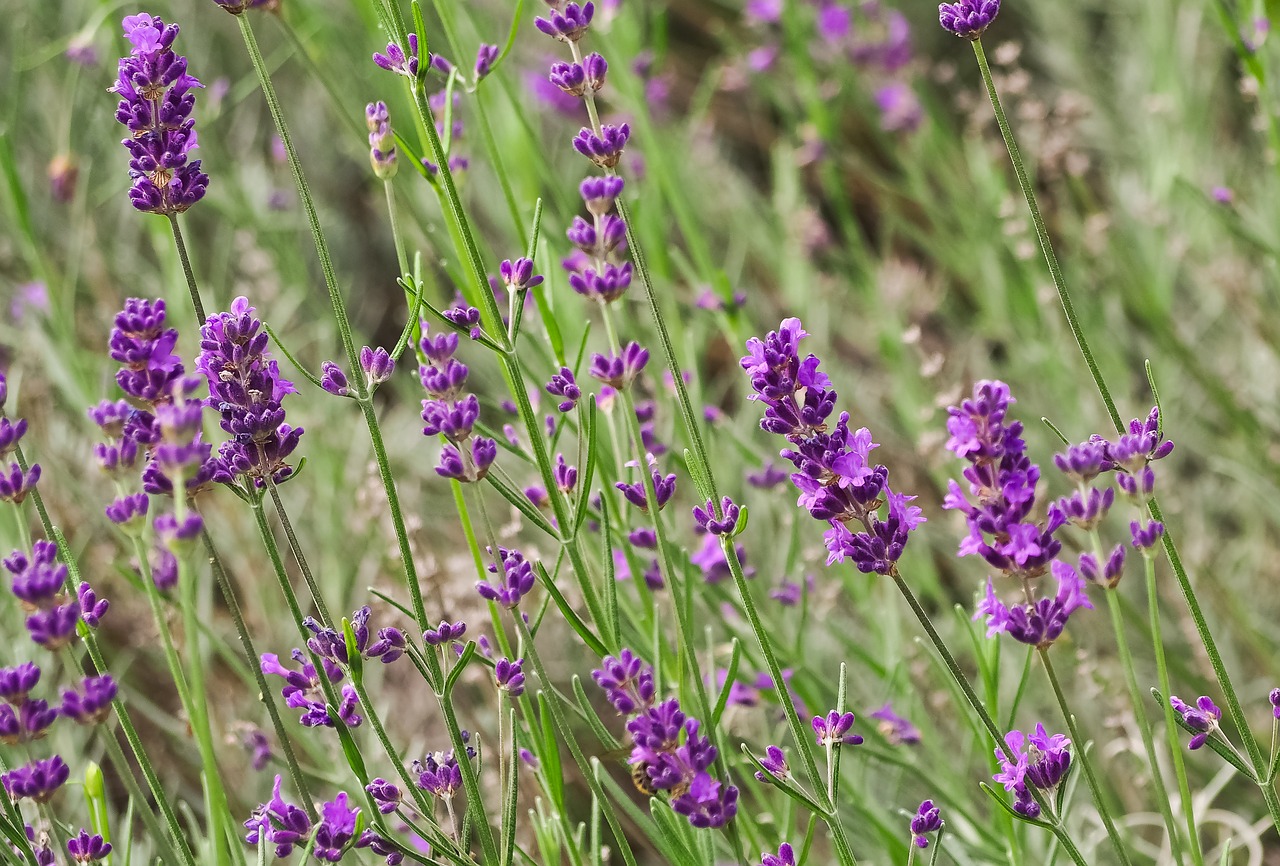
left=6, top=0, right=1280, bottom=863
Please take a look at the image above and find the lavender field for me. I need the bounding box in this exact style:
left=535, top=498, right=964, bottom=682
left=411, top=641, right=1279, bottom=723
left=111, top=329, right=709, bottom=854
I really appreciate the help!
left=2, top=0, right=1280, bottom=863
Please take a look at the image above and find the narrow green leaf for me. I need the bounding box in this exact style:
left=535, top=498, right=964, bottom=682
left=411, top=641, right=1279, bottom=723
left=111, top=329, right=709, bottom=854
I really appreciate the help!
left=572, top=675, right=620, bottom=750
left=535, top=561, right=608, bottom=657
left=709, top=638, right=741, bottom=729
left=978, top=782, right=1052, bottom=828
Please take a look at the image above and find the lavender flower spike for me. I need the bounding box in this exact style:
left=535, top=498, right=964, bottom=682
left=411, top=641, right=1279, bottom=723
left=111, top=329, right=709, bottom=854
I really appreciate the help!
left=111, top=14, right=208, bottom=214
left=693, top=496, right=741, bottom=536
left=1170, top=695, right=1222, bottom=750
left=366, top=102, right=397, bottom=180
left=910, top=800, right=943, bottom=848
left=993, top=724, right=1071, bottom=818
left=476, top=547, right=537, bottom=608
left=938, top=0, right=1000, bottom=39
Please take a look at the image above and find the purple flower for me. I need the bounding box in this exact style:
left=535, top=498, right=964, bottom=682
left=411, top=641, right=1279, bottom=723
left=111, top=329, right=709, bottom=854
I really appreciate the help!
left=693, top=497, right=740, bottom=537
left=476, top=547, right=537, bottom=608
left=414, top=749, right=466, bottom=798
left=66, top=830, right=112, bottom=863
left=111, top=14, right=208, bottom=215
left=759, top=843, right=796, bottom=866
left=615, top=459, right=676, bottom=513
left=627, top=698, right=737, bottom=828
left=993, top=724, right=1071, bottom=817
left=1170, top=695, right=1222, bottom=750
left=0, top=694, right=57, bottom=746
left=424, top=620, right=467, bottom=646
left=592, top=649, right=655, bottom=715
left=360, top=346, right=395, bottom=388
left=580, top=175, right=624, bottom=214
left=244, top=775, right=312, bottom=857
left=569, top=262, right=632, bottom=303
left=1, top=756, right=69, bottom=803
left=812, top=710, right=864, bottom=747
left=313, top=792, right=359, bottom=861
left=260, top=650, right=361, bottom=729
left=869, top=702, right=922, bottom=745
left=495, top=657, right=526, bottom=697
left=546, top=367, right=581, bottom=412
left=109, top=298, right=185, bottom=403
left=420, top=325, right=497, bottom=483
left=875, top=83, right=922, bottom=133
left=304, top=606, right=404, bottom=666
left=944, top=381, right=1062, bottom=577
left=198, top=297, right=304, bottom=487
left=366, top=778, right=402, bottom=814
left=320, top=361, right=350, bottom=397
left=973, top=560, right=1092, bottom=648
left=0, top=462, right=40, bottom=504
left=910, top=799, right=943, bottom=848
left=0, top=663, right=42, bottom=704
left=1270, top=688, right=1280, bottom=720
left=572, top=123, right=631, bottom=168
left=366, top=102, right=397, bottom=180
left=1076, top=545, right=1126, bottom=587
left=355, top=830, right=404, bottom=865
left=0, top=417, right=27, bottom=456
left=499, top=257, right=545, bottom=292
left=474, top=43, right=500, bottom=80
left=535, top=2, right=595, bottom=42
left=373, top=34, right=421, bottom=77
left=589, top=341, right=649, bottom=388
left=747, top=462, right=789, bottom=489
left=753, top=744, right=789, bottom=782
left=59, top=675, right=118, bottom=726
left=238, top=726, right=272, bottom=771
left=938, top=0, right=1000, bottom=39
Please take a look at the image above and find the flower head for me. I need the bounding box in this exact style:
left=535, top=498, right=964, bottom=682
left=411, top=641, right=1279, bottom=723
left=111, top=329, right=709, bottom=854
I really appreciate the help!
left=1, top=756, right=69, bottom=803
left=910, top=799, right=943, bottom=848
left=993, top=724, right=1071, bottom=817
left=476, top=547, right=536, bottom=608
left=111, top=14, right=208, bottom=214
left=973, top=560, right=1092, bottom=648
left=938, top=0, right=1000, bottom=39
left=1170, top=695, right=1222, bottom=750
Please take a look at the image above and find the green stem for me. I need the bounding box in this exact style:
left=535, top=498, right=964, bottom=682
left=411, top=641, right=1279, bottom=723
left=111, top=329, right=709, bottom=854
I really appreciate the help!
left=357, top=397, right=430, bottom=635
left=970, top=38, right=1122, bottom=432
left=176, top=551, right=233, bottom=864
left=267, top=483, right=334, bottom=627
left=1102, top=590, right=1186, bottom=862
left=12, top=450, right=195, bottom=864
left=236, top=14, right=360, bottom=377
left=512, top=617, right=639, bottom=866
left=723, top=546, right=857, bottom=865
left=889, top=574, right=1088, bottom=866
left=1144, top=551, right=1201, bottom=863
left=436, top=680, right=501, bottom=866
left=167, top=214, right=207, bottom=323
left=201, top=527, right=316, bottom=820
left=1037, top=649, right=1132, bottom=865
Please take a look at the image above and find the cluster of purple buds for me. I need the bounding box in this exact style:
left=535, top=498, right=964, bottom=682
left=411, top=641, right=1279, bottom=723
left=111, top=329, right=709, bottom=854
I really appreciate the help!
left=944, top=381, right=1061, bottom=578
left=594, top=650, right=737, bottom=827
left=66, top=830, right=112, bottom=863
left=495, top=657, right=526, bottom=697
left=812, top=709, right=864, bottom=747
left=1084, top=407, right=1173, bottom=552
left=414, top=742, right=473, bottom=799
left=304, top=606, right=407, bottom=667
left=366, top=777, right=402, bottom=814
left=499, top=257, right=545, bottom=295
left=474, top=43, right=500, bottom=81
left=589, top=341, right=649, bottom=389
left=741, top=319, right=924, bottom=574
left=59, top=675, right=118, bottom=726
left=592, top=649, right=656, bottom=715
left=993, top=723, right=1071, bottom=818
left=245, top=777, right=359, bottom=861
left=545, top=367, right=581, bottom=412
left=424, top=620, right=467, bottom=647
left=869, top=702, right=922, bottom=745
left=693, top=496, right=740, bottom=537
left=753, top=744, right=788, bottom=783
left=973, top=560, right=1093, bottom=649
left=564, top=176, right=631, bottom=304
left=372, top=34, right=421, bottom=78
left=366, top=102, right=397, bottom=180
left=0, top=663, right=56, bottom=745
left=420, top=326, right=496, bottom=483
left=938, top=0, right=1001, bottom=39
left=757, top=843, right=796, bottom=866
left=89, top=400, right=140, bottom=479
left=1169, top=695, right=1222, bottom=751
left=549, top=53, right=607, bottom=97
left=6, top=542, right=81, bottom=650
left=1, top=755, right=69, bottom=803
left=476, top=547, right=537, bottom=608
left=110, top=14, right=208, bottom=215
left=0, top=374, right=39, bottom=504
left=616, top=457, right=676, bottom=513
left=197, top=297, right=303, bottom=487
left=260, top=649, right=361, bottom=728
left=910, top=799, right=943, bottom=848
left=321, top=346, right=395, bottom=399
left=1271, top=688, right=1280, bottom=720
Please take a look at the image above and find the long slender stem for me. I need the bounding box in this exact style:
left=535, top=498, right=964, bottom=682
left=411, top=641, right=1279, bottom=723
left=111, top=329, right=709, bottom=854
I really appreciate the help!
left=970, top=38, right=1121, bottom=432
left=513, top=617, right=639, bottom=866
left=167, top=214, right=207, bottom=323
left=236, top=15, right=360, bottom=377
left=11, top=454, right=196, bottom=864
left=1102, top=590, right=1185, bottom=862
left=267, top=483, right=334, bottom=627
left=889, top=574, right=1089, bottom=866
left=201, top=528, right=316, bottom=820
left=1037, top=649, right=1132, bottom=866
left=1143, top=551, right=1202, bottom=863
left=724, top=547, right=857, bottom=865
left=971, top=33, right=1277, bottom=840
